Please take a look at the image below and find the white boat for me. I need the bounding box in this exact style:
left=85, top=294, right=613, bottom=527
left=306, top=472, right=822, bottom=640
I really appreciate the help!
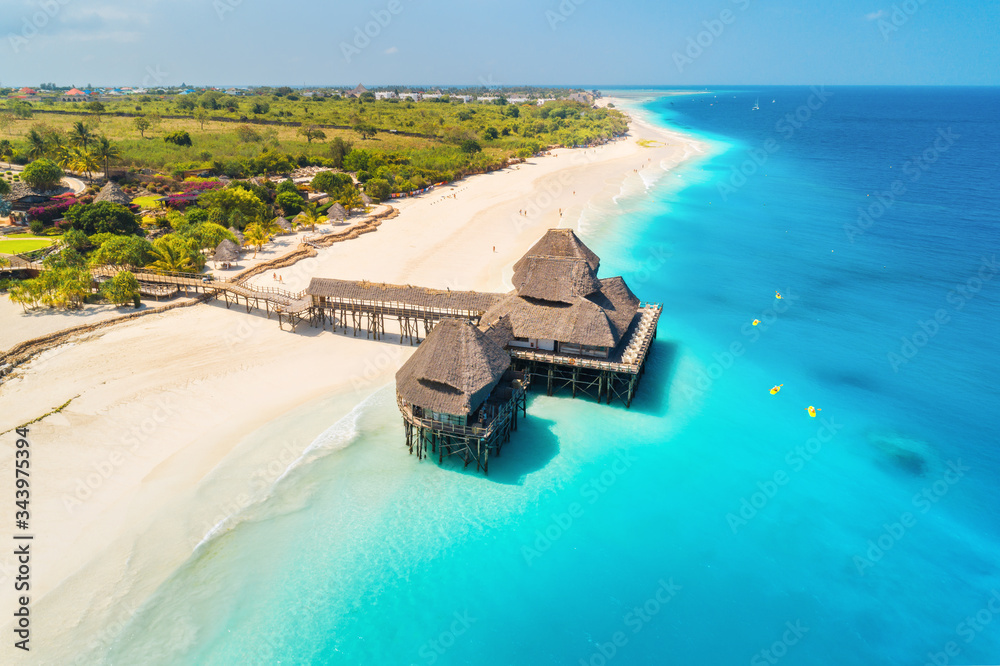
left=751, top=97, right=760, bottom=111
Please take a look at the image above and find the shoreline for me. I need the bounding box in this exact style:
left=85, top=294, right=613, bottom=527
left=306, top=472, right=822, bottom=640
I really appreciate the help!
left=0, top=94, right=708, bottom=661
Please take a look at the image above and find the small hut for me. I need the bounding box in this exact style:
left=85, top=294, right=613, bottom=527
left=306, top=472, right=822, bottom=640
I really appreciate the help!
left=213, top=238, right=240, bottom=268
left=395, top=318, right=526, bottom=473
left=360, top=192, right=373, bottom=206
left=326, top=203, right=348, bottom=222
left=228, top=226, right=244, bottom=246
left=273, top=216, right=293, bottom=234
left=93, top=181, right=132, bottom=205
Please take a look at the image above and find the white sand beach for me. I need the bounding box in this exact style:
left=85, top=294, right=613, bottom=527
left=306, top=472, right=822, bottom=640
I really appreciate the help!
left=0, top=98, right=705, bottom=662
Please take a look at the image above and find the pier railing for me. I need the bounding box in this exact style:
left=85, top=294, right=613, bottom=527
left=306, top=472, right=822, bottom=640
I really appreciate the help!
left=396, top=390, right=521, bottom=440
left=509, top=303, right=662, bottom=374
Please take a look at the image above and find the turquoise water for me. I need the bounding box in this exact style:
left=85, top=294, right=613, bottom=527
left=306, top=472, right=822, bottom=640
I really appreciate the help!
left=103, top=88, right=1000, bottom=665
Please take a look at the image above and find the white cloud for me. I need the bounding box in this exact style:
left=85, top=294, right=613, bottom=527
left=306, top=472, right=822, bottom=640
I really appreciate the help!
left=384, top=46, right=398, bottom=55
left=865, top=9, right=885, bottom=20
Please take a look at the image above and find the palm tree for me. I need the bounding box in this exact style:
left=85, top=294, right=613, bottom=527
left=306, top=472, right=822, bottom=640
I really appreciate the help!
left=299, top=203, right=322, bottom=232
left=0, top=139, right=13, bottom=169
left=92, top=137, right=121, bottom=181
left=68, top=146, right=99, bottom=181
left=243, top=222, right=270, bottom=259
left=26, top=129, right=47, bottom=160
left=47, top=134, right=71, bottom=168
left=69, top=121, right=94, bottom=150
left=339, top=187, right=363, bottom=212
left=147, top=238, right=196, bottom=273
left=261, top=216, right=280, bottom=237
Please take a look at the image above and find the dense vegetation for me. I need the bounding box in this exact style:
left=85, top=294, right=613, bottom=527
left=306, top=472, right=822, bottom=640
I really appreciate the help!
left=2, top=88, right=627, bottom=310
left=1, top=91, right=626, bottom=188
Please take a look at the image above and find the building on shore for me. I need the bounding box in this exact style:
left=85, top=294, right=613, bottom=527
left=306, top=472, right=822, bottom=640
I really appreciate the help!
left=395, top=318, right=527, bottom=474
left=390, top=228, right=661, bottom=473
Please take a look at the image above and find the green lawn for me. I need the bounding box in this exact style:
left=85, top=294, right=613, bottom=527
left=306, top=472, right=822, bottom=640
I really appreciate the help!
left=0, top=237, right=55, bottom=253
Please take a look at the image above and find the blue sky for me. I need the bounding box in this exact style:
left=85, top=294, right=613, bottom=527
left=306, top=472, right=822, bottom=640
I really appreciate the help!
left=1, top=0, right=997, bottom=87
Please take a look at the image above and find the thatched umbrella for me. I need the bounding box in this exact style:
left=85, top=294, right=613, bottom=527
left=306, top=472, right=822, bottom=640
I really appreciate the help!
left=214, top=239, right=240, bottom=268
left=395, top=319, right=510, bottom=417
left=327, top=202, right=347, bottom=222
left=274, top=216, right=293, bottom=234
left=228, top=226, right=244, bottom=246
left=360, top=192, right=373, bottom=206
left=93, top=181, right=131, bottom=205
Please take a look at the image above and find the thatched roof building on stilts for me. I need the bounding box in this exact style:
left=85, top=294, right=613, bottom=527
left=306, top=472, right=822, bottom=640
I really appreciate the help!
left=396, top=318, right=526, bottom=473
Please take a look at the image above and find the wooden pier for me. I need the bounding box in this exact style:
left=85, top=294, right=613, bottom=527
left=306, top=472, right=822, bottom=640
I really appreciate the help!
left=507, top=304, right=661, bottom=408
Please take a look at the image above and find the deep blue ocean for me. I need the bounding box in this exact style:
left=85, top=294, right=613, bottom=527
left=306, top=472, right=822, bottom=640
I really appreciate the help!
left=102, top=87, right=1000, bottom=665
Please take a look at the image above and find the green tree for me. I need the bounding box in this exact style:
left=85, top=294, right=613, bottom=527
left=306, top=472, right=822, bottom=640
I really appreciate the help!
left=164, top=131, right=192, bottom=147
left=67, top=146, right=99, bottom=181
left=338, top=187, right=363, bottom=212
left=0, top=139, right=13, bottom=168
left=298, top=125, right=327, bottom=143
left=88, top=235, right=154, bottom=267
left=276, top=179, right=299, bottom=195
left=197, top=186, right=267, bottom=229
left=102, top=270, right=140, bottom=306
left=276, top=190, right=305, bottom=216
left=65, top=202, right=141, bottom=235
left=364, top=177, right=390, bottom=202
left=311, top=171, right=354, bottom=197
left=0, top=178, right=8, bottom=198
left=133, top=116, right=151, bottom=138
left=25, top=129, right=48, bottom=160
left=328, top=137, right=352, bottom=168
left=146, top=236, right=201, bottom=272
left=195, top=107, right=209, bottom=129
left=93, top=137, right=121, bottom=181
left=250, top=101, right=270, bottom=115
left=235, top=124, right=261, bottom=143
left=242, top=222, right=270, bottom=258
left=22, top=158, right=64, bottom=190
left=460, top=139, right=482, bottom=154
left=354, top=123, right=378, bottom=140
left=297, top=204, right=322, bottom=232
left=86, top=101, right=106, bottom=121
left=60, top=228, right=90, bottom=252
left=188, top=222, right=236, bottom=251
left=70, top=120, right=94, bottom=149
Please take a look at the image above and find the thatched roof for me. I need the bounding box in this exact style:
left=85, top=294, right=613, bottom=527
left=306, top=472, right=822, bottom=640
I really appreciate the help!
left=274, top=216, right=293, bottom=233
left=228, top=226, right=244, bottom=244
left=360, top=192, right=373, bottom=205
left=93, top=181, right=131, bottom=205
left=214, top=239, right=240, bottom=263
left=396, top=319, right=510, bottom=416
left=326, top=203, right=347, bottom=220
left=513, top=228, right=599, bottom=274
left=512, top=256, right=601, bottom=304
left=307, top=278, right=503, bottom=312
left=2, top=182, right=52, bottom=202
left=480, top=277, right=639, bottom=349
left=481, top=315, right=514, bottom=349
